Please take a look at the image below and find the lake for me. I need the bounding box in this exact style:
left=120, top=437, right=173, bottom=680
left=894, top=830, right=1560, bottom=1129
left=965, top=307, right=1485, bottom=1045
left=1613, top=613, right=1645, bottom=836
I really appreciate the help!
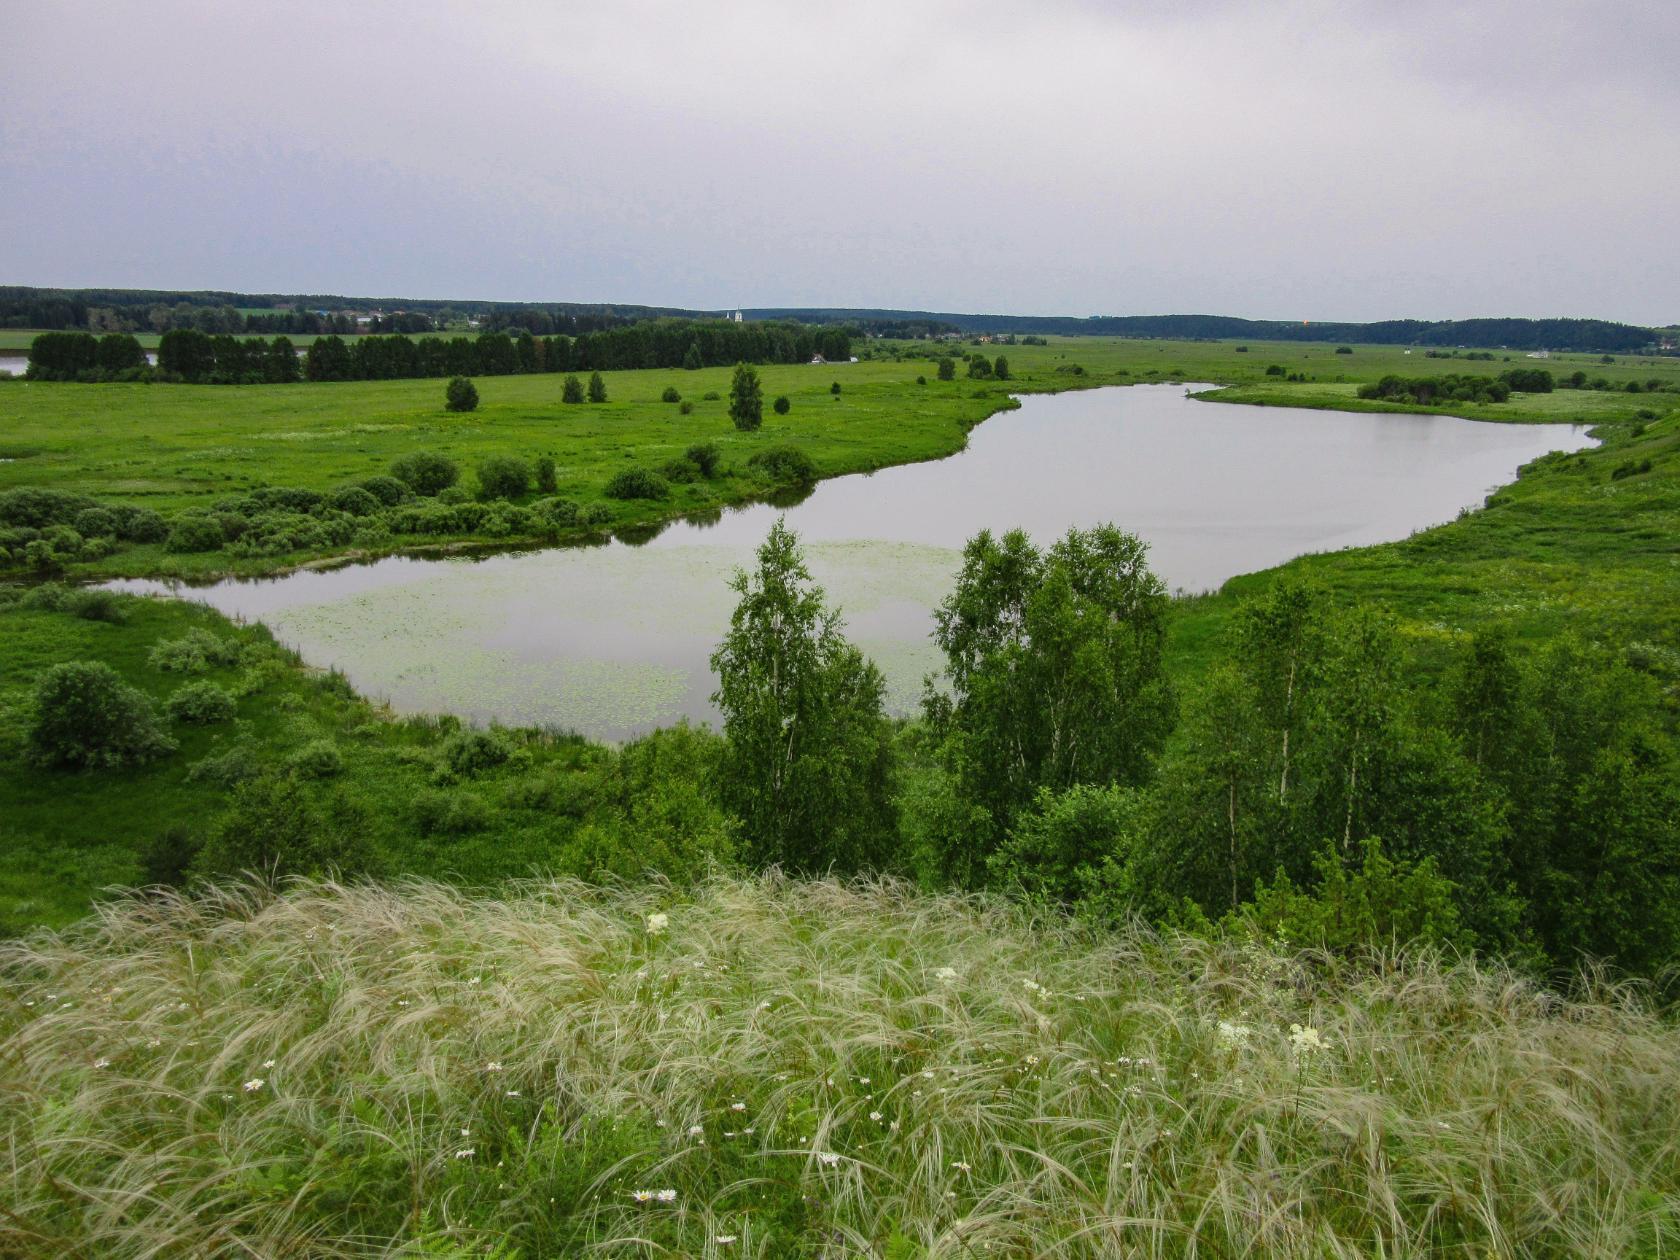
left=110, top=384, right=1594, bottom=740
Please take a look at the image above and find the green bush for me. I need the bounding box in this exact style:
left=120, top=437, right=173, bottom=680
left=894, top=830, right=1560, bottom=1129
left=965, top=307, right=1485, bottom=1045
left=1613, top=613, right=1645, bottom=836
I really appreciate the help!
left=773, top=395, right=791, bottom=414
left=65, top=588, right=127, bottom=623
left=390, top=451, right=460, bottom=497
left=194, top=774, right=375, bottom=878
left=186, top=740, right=265, bottom=787
left=587, top=372, right=607, bottom=403
left=437, top=727, right=514, bottom=778
left=149, top=627, right=243, bottom=673
left=661, top=458, right=697, bottom=484
left=26, top=660, right=176, bottom=768
left=936, top=357, right=956, bottom=381
left=604, top=469, right=670, bottom=500
left=115, top=506, right=169, bottom=543
left=165, top=680, right=237, bottom=725
left=412, top=787, right=493, bottom=835
left=661, top=386, right=681, bottom=403
left=164, top=514, right=225, bottom=554
left=561, top=375, right=584, bottom=403
left=678, top=400, right=694, bottom=415
left=328, top=485, right=381, bottom=517
left=830, top=380, right=842, bottom=394
left=358, top=475, right=408, bottom=506
left=72, top=507, right=119, bottom=538
left=289, top=738, right=345, bottom=779
left=535, top=456, right=557, bottom=494
left=477, top=455, right=532, bottom=501
left=747, top=445, right=817, bottom=484
left=702, top=391, right=721, bottom=401
left=445, top=376, right=479, bottom=412
left=685, top=442, right=722, bottom=478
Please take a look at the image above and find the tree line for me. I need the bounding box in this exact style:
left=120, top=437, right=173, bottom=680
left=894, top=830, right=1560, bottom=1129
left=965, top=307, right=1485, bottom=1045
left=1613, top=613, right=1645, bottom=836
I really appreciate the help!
left=711, top=520, right=1680, bottom=977
left=26, top=320, right=853, bottom=385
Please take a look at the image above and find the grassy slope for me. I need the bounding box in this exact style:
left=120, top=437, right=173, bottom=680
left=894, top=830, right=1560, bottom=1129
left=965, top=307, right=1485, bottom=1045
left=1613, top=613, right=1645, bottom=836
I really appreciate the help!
left=0, top=595, right=641, bottom=931
left=2, top=337, right=1674, bottom=581
left=2, top=875, right=1676, bottom=1257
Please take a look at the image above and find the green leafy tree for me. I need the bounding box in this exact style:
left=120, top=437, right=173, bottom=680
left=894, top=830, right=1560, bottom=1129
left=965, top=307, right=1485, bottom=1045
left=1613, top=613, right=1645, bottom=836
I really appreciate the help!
left=936, top=357, right=956, bottom=380
left=477, top=455, right=531, bottom=500
left=389, top=451, right=460, bottom=496
left=773, top=395, right=791, bottom=415
left=445, top=376, right=479, bottom=412
left=993, top=355, right=1010, bottom=380
left=711, top=520, right=896, bottom=871
left=729, top=362, right=763, bottom=431
left=682, top=341, right=703, bottom=370
left=562, top=374, right=585, bottom=403
left=587, top=371, right=607, bottom=403
left=926, top=524, right=1175, bottom=857
left=193, top=774, right=376, bottom=880
left=26, top=660, right=176, bottom=768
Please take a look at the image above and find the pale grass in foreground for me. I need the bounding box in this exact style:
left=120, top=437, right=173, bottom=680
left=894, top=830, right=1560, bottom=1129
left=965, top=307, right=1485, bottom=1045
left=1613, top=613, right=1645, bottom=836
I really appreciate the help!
left=1, top=874, right=1677, bottom=1257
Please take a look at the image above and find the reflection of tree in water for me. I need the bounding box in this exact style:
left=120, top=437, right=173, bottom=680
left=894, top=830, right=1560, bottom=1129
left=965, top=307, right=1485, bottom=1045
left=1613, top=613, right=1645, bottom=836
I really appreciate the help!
left=766, top=483, right=817, bottom=511
left=612, top=522, right=670, bottom=548
left=682, top=506, right=726, bottom=531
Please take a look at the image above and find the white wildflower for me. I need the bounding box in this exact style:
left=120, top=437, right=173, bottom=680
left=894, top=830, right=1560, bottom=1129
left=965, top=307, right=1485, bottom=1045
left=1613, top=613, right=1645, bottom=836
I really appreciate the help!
left=645, top=912, right=668, bottom=936
left=934, top=966, right=958, bottom=982
left=262, top=1058, right=276, bottom=1069
left=716, top=1235, right=738, bottom=1245
left=869, top=1111, right=883, bottom=1122
left=654, top=1189, right=677, bottom=1203
left=1216, top=1020, right=1252, bottom=1048
left=818, top=1151, right=841, bottom=1167
left=453, top=1148, right=475, bottom=1159
left=689, top=1124, right=705, bottom=1137
left=1289, top=1023, right=1328, bottom=1057
left=730, top=1101, right=747, bottom=1112
left=243, top=1078, right=264, bottom=1092
left=951, top=1160, right=972, bottom=1172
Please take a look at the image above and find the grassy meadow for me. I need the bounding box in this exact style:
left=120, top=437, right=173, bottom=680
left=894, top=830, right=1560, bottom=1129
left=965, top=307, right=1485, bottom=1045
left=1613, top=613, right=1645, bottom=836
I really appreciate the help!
left=2, top=335, right=1676, bottom=581
left=3, top=874, right=1677, bottom=1257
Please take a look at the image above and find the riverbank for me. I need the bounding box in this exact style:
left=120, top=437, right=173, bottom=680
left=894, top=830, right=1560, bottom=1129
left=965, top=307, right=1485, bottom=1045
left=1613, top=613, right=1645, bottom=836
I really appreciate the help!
left=3, top=336, right=1673, bottom=583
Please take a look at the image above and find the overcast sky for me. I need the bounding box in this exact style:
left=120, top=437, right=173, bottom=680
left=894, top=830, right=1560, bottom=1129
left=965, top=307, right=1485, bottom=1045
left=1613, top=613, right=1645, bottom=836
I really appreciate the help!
left=3, top=1, right=1676, bottom=324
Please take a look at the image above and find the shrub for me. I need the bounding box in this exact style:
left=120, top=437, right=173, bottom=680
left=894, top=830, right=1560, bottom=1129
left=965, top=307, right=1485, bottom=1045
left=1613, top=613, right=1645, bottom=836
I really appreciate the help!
left=164, top=514, right=225, bottom=554
left=194, top=774, right=374, bottom=878
left=937, top=358, right=956, bottom=381
left=678, top=400, right=694, bottom=415
left=0, top=487, right=100, bottom=528
left=830, top=380, right=842, bottom=394
left=289, top=738, right=345, bottom=779
left=1265, top=364, right=1286, bottom=376
left=587, top=372, right=607, bottom=403
left=477, top=455, right=532, bottom=501
left=535, top=497, right=581, bottom=533
left=72, top=507, right=119, bottom=538
left=661, top=458, right=698, bottom=483
left=661, top=386, right=682, bottom=403
left=390, top=451, right=459, bottom=496
left=436, top=485, right=471, bottom=505
left=328, top=485, right=381, bottom=517
left=1335, top=345, right=1354, bottom=354
left=685, top=442, right=722, bottom=478
left=26, top=660, right=176, bottom=768
left=437, top=727, right=514, bottom=778
left=993, top=356, right=1010, bottom=380
left=562, top=375, right=584, bottom=403
left=412, top=787, right=493, bottom=835
left=138, top=826, right=201, bottom=888
left=747, top=445, right=817, bottom=484
left=703, top=390, right=721, bottom=401
left=166, top=680, right=237, bottom=725
left=149, top=627, right=242, bottom=673
left=115, top=506, right=169, bottom=543
left=445, top=376, right=479, bottom=412
left=358, top=475, right=408, bottom=506
left=773, top=395, right=791, bottom=414
left=604, top=469, right=670, bottom=500
left=535, top=456, right=557, bottom=494
left=916, top=375, right=926, bottom=385
left=65, top=588, right=127, bottom=623
left=186, top=741, right=265, bottom=787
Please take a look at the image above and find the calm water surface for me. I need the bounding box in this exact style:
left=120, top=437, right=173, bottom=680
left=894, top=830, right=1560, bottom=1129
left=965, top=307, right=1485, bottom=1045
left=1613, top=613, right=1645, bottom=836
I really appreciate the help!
left=111, top=384, right=1593, bottom=739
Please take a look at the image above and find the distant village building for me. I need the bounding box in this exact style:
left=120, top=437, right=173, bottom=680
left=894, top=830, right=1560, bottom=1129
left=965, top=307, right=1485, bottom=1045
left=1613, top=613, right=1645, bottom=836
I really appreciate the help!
left=1526, top=350, right=1551, bottom=359
left=809, top=353, right=827, bottom=365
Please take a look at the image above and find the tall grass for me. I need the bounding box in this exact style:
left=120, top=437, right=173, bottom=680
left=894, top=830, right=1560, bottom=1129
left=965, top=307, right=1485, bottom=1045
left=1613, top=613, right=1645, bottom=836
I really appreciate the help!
left=2, top=874, right=1677, bottom=1256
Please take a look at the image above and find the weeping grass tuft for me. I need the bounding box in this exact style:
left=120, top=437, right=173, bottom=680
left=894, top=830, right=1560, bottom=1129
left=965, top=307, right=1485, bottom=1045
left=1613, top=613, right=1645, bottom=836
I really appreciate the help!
left=3, top=873, right=1678, bottom=1257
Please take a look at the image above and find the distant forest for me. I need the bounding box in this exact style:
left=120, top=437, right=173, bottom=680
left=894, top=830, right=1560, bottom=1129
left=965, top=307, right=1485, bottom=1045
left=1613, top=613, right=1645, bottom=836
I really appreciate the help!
left=0, top=286, right=1665, bottom=353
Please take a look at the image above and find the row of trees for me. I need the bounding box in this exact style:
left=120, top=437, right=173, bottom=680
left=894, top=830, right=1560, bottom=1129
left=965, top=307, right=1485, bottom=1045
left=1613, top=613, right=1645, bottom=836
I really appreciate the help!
left=713, top=521, right=1680, bottom=975
left=32, top=320, right=854, bottom=386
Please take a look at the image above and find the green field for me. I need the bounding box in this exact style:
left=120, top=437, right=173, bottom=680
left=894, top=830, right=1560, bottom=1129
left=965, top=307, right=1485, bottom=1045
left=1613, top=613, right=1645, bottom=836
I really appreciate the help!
left=2, top=336, right=1676, bottom=582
